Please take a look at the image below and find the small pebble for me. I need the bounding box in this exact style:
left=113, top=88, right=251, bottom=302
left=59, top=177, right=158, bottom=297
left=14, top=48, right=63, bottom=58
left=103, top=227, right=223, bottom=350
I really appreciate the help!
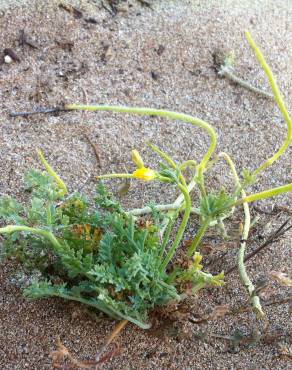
left=4, top=55, right=13, bottom=64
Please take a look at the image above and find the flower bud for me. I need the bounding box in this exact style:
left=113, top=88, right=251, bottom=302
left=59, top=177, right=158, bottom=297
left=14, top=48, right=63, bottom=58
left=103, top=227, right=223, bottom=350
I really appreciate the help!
left=131, top=149, right=144, bottom=169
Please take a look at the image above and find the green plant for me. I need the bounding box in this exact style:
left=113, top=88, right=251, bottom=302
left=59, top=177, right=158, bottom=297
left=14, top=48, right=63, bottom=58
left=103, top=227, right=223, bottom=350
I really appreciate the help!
left=0, top=162, right=223, bottom=329
left=1, top=32, right=291, bottom=327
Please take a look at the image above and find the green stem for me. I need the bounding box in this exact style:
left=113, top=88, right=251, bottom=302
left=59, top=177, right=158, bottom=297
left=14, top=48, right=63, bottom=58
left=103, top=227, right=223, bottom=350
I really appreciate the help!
left=146, top=142, right=177, bottom=169
left=0, top=224, right=93, bottom=280
left=180, top=160, right=197, bottom=171
left=65, top=104, right=217, bottom=174
left=158, top=210, right=179, bottom=260
left=175, top=178, right=197, bottom=207
left=235, top=183, right=292, bottom=205
left=47, top=205, right=52, bottom=226
left=197, top=173, right=207, bottom=198
left=128, top=203, right=181, bottom=216
left=37, top=149, right=68, bottom=196
left=211, top=151, right=264, bottom=315
left=217, top=218, right=228, bottom=239
left=245, top=32, right=292, bottom=177
left=0, top=225, right=62, bottom=250
left=128, top=203, right=200, bottom=217
left=128, top=176, right=204, bottom=244
left=187, top=218, right=210, bottom=256
left=214, top=183, right=292, bottom=215
left=217, top=152, right=240, bottom=187
left=191, top=281, right=208, bottom=294
left=160, top=184, right=192, bottom=271
left=146, top=142, right=187, bottom=187
left=238, top=190, right=264, bottom=317
left=97, top=173, right=133, bottom=180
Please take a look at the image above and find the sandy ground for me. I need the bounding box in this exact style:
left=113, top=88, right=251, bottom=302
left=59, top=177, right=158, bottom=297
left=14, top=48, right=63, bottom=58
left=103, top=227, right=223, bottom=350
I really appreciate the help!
left=0, top=0, right=291, bottom=369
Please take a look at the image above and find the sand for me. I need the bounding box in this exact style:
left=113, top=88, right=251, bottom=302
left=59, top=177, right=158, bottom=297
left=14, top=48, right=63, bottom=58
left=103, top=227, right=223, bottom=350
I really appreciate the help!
left=0, top=0, right=291, bottom=369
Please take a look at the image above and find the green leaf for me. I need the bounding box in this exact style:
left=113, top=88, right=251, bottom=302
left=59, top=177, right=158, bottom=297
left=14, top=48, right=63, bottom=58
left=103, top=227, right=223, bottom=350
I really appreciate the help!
left=158, top=163, right=180, bottom=184
left=24, top=170, right=61, bottom=201
left=199, top=189, right=235, bottom=220
left=95, top=182, right=122, bottom=212
left=0, top=196, right=24, bottom=223
left=24, top=280, right=66, bottom=299
left=242, top=169, right=257, bottom=187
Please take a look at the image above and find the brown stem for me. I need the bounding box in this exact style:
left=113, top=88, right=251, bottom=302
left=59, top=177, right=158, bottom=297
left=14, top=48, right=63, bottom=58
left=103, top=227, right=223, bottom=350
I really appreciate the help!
left=226, top=219, right=291, bottom=275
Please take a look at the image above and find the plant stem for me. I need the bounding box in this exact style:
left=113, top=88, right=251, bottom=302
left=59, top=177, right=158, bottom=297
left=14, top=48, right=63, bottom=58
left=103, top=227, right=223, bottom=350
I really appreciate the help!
left=217, top=152, right=240, bottom=187
left=238, top=190, right=264, bottom=318
left=65, top=104, right=217, bottom=174
left=173, top=177, right=197, bottom=208
left=65, top=105, right=215, bottom=249
left=180, top=160, right=197, bottom=171
left=235, top=183, right=292, bottom=205
left=245, top=31, right=292, bottom=177
left=208, top=151, right=263, bottom=315
left=187, top=218, right=210, bottom=256
left=160, top=184, right=191, bottom=271
left=37, top=149, right=68, bottom=196
left=104, top=319, right=128, bottom=347
left=215, top=183, right=292, bottom=215
left=97, top=173, right=133, bottom=180
left=128, top=203, right=200, bottom=217
left=146, top=142, right=177, bottom=169
left=158, top=211, right=179, bottom=260
left=219, top=66, right=273, bottom=98
left=0, top=225, right=62, bottom=250
left=191, top=281, right=208, bottom=294
left=146, top=142, right=187, bottom=187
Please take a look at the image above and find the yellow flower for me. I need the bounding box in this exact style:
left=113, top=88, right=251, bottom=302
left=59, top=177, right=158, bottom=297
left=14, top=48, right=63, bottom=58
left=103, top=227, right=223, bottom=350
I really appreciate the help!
left=131, top=149, right=144, bottom=169
left=132, top=167, right=156, bottom=181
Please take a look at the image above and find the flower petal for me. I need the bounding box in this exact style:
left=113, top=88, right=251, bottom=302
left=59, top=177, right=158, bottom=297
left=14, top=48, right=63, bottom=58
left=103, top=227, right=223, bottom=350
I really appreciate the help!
left=133, top=167, right=156, bottom=181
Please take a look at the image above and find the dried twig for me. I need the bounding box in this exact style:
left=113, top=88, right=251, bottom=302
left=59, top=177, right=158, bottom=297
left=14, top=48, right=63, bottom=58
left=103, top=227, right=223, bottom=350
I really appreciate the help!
left=214, top=50, right=273, bottom=99
left=189, top=295, right=292, bottom=324
left=84, top=133, right=102, bottom=168
left=58, top=3, right=83, bottom=19
left=80, top=87, right=102, bottom=168
left=220, top=66, right=273, bottom=99
left=95, top=319, right=128, bottom=362
left=226, top=219, right=291, bottom=275
left=101, top=1, right=117, bottom=16
left=50, top=333, right=122, bottom=369
left=10, top=107, right=65, bottom=117
left=230, top=295, right=292, bottom=316
left=273, top=205, right=292, bottom=215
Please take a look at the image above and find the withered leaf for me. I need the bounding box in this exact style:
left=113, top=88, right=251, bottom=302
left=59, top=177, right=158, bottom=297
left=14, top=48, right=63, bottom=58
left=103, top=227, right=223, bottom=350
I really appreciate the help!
left=270, top=271, right=292, bottom=287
